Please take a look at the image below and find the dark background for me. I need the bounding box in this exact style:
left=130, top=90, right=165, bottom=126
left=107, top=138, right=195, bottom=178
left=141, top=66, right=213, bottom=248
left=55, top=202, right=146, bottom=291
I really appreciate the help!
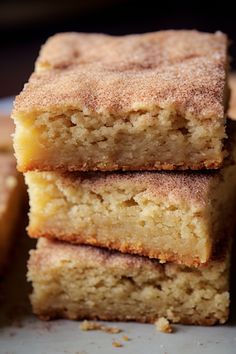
left=1, top=0, right=236, bottom=98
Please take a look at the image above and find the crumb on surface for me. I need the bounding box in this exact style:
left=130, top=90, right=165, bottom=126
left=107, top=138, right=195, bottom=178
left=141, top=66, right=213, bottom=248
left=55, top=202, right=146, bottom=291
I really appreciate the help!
left=155, top=317, right=173, bottom=333
left=112, top=341, right=123, bottom=348
left=122, top=335, right=130, bottom=341
left=79, top=320, right=122, bottom=334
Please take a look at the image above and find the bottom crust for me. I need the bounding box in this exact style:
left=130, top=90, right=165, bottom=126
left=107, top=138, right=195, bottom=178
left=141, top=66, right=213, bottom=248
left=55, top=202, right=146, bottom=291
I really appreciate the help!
left=27, top=238, right=230, bottom=325
left=37, top=311, right=221, bottom=326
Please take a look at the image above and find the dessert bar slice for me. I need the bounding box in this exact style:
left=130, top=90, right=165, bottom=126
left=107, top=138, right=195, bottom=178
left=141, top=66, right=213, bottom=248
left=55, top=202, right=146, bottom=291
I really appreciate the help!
left=13, top=30, right=228, bottom=172
left=28, top=238, right=230, bottom=325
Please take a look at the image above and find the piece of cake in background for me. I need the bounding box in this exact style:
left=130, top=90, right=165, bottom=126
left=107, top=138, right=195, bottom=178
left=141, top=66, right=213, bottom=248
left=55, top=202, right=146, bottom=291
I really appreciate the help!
left=28, top=238, right=231, bottom=325
left=0, top=115, right=25, bottom=271
left=0, top=114, right=15, bottom=152
left=229, top=73, right=236, bottom=119
left=13, top=31, right=228, bottom=172
left=25, top=121, right=236, bottom=266
left=0, top=154, right=22, bottom=270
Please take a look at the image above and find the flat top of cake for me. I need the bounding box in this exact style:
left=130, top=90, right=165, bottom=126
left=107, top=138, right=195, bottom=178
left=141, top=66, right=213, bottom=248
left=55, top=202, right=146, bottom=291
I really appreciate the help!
left=14, top=30, right=227, bottom=118
left=0, top=154, right=17, bottom=216
left=58, top=169, right=217, bottom=206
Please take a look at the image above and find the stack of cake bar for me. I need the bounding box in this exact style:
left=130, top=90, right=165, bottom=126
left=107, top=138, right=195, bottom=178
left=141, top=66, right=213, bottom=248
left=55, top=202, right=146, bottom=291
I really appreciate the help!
left=12, top=30, right=236, bottom=325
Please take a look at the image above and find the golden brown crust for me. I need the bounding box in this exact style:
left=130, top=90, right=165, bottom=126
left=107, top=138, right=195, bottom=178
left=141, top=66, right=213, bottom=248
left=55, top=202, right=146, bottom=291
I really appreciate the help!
left=28, top=211, right=231, bottom=266
left=19, top=158, right=224, bottom=173
left=13, top=31, right=228, bottom=118
left=29, top=227, right=229, bottom=267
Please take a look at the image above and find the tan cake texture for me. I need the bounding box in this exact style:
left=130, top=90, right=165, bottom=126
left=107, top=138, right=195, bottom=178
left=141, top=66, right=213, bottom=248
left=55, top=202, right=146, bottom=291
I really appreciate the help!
left=13, top=30, right=229, bottom=172
left=25, top=122, right=236, bottom=266
left=27, top=238, right=230, bottom=325
left=0, top=154, right=22, bottom=269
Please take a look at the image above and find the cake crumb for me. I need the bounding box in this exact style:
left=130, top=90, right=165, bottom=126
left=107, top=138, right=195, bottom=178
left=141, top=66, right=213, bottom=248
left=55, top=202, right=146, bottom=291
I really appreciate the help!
left=112, top=341, right=123, bottom=348
left=155, top=317, right=173, bottom=333
left=79, top=320, right=122, bottom=334
left=122, top=335, right=130, bottom=341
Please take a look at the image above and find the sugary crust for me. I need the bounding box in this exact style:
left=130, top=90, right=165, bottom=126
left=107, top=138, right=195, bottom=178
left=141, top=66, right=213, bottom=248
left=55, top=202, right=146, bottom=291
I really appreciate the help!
left=13, top=31, right=228, bottom=118
left=46, top=169, right=219, bottom=206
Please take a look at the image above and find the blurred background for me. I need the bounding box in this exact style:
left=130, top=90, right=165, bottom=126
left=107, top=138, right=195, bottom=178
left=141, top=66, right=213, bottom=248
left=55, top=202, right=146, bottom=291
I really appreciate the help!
left=1, top=0, right=236, bottom=98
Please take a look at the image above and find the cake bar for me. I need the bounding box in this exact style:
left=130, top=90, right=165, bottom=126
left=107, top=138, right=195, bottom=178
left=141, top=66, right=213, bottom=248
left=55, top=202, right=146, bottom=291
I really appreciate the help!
left=13, top=30, right=228, bottom=172
left=28, top=238, right=230, bottom=325
left=25, top=122, right=236, bottom=266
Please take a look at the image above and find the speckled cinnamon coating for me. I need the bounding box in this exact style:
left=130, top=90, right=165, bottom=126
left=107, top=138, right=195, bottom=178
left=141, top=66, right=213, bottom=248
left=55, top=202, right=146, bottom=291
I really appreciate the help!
left=30, top=237, right=227, bottom=272
left=30, top=238, right=221, bottom=271
left=29, top=238, right=154, bottom=270
left=13, top=30, right=228, bottom=117
left=60, top=170, right=217, bottom=207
